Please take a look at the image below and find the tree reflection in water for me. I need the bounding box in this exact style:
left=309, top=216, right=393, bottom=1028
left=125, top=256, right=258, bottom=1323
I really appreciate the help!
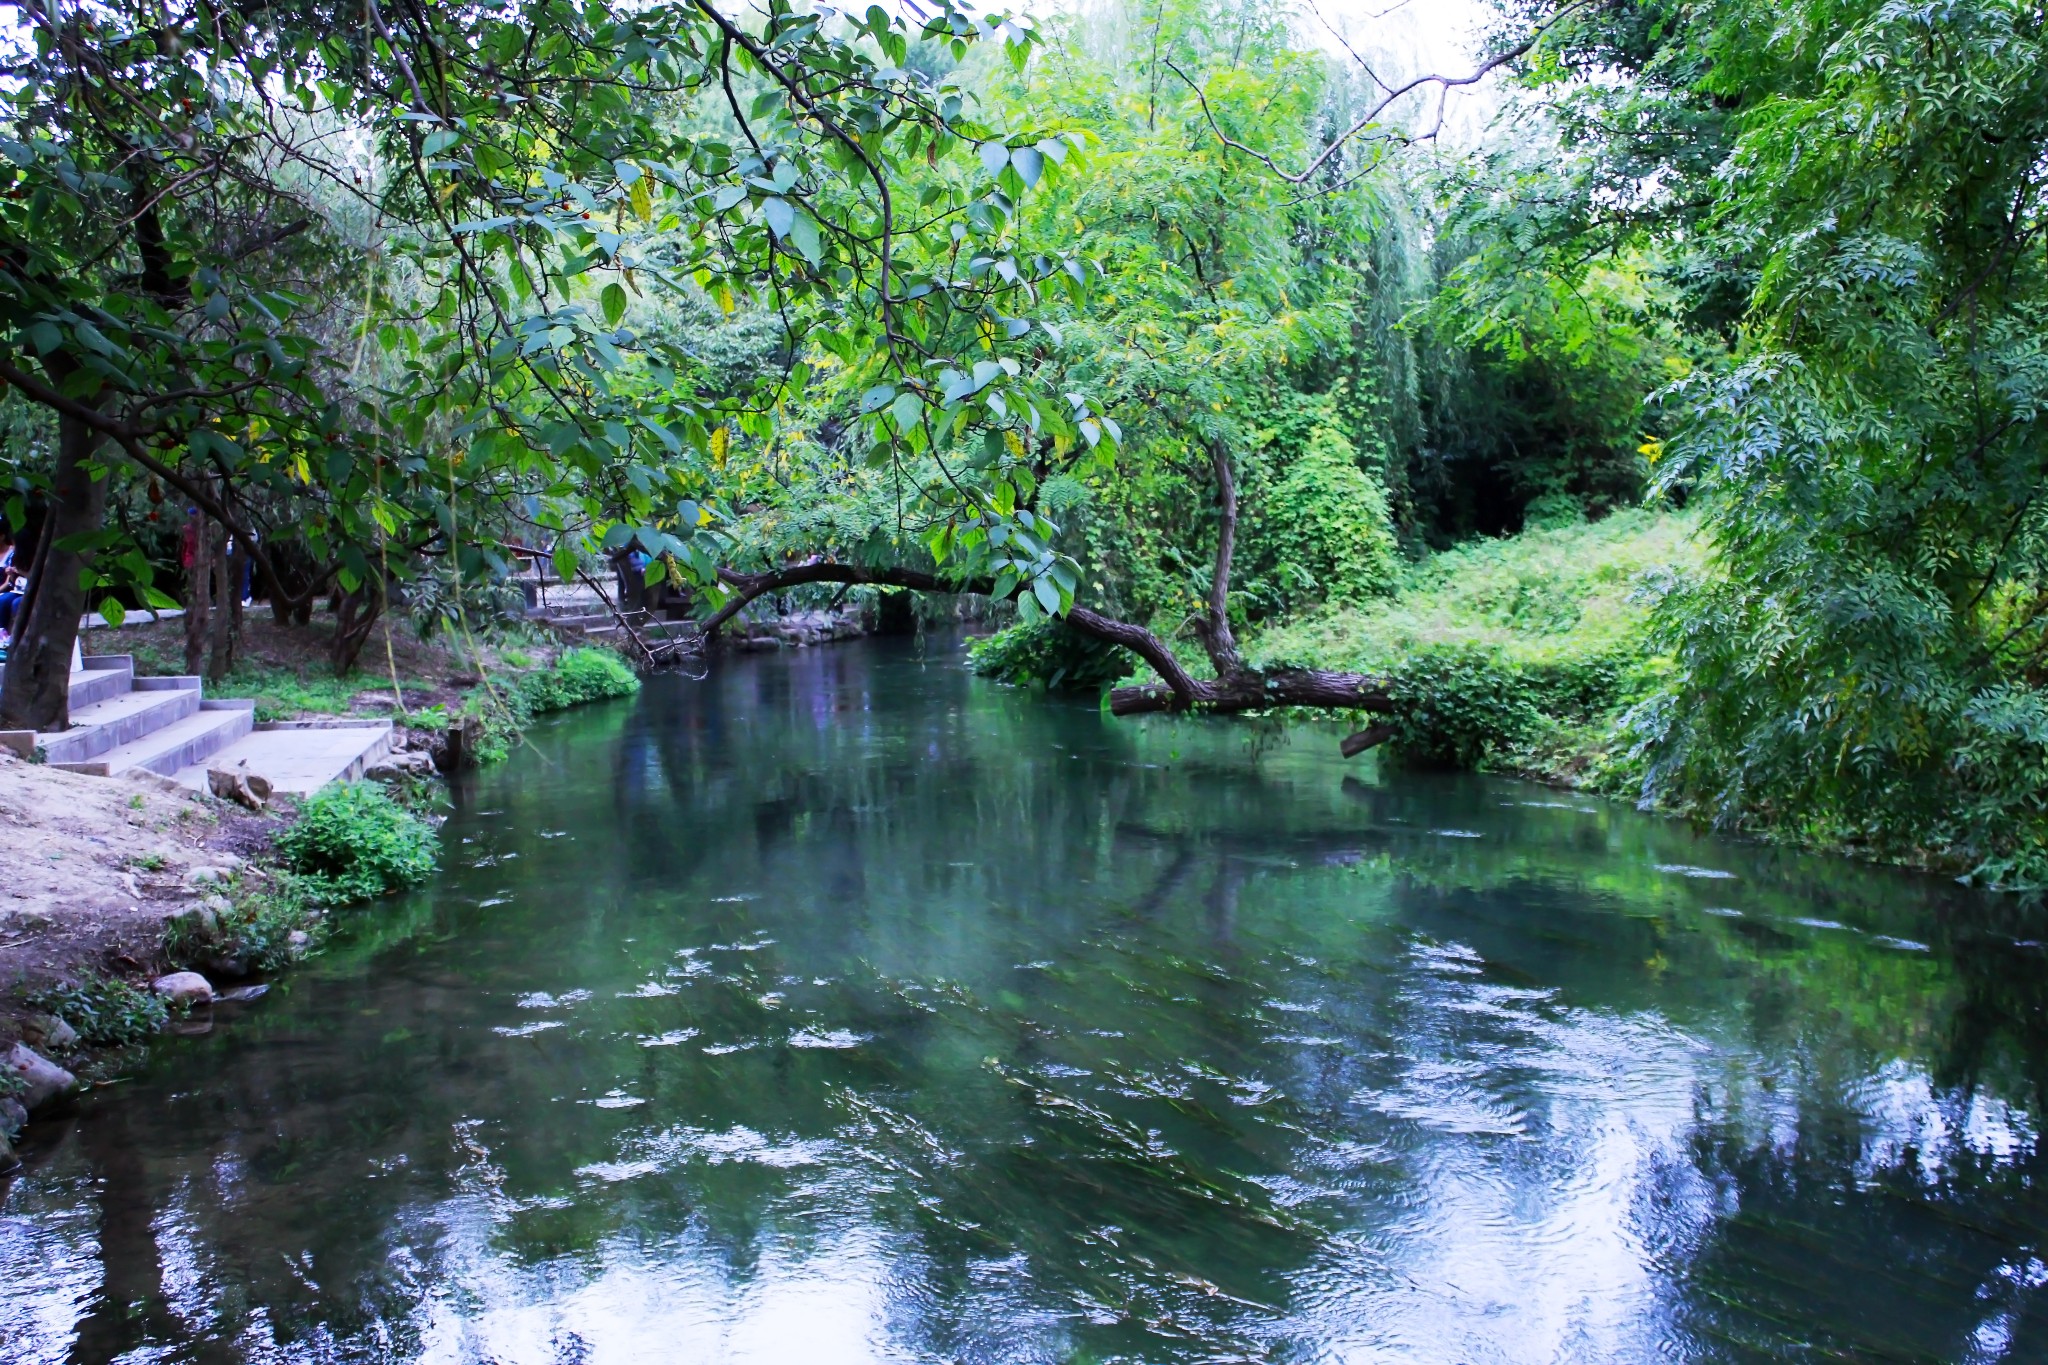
left=2, top=637, right=2044, bottom=1362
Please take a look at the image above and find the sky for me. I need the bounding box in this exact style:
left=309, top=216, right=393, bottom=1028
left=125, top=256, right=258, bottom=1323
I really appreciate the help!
left=1298, top=0, right=1505, bottom=143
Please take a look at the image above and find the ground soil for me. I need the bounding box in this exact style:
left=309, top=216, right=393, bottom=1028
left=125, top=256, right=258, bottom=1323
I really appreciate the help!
left=0, top=747, right=276, bottom=1049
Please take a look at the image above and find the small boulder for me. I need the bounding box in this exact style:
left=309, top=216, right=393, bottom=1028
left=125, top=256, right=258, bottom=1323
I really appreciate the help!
left=168, top=903, right=221, bottom=940
left=0, top=1095, right=26, bottom=1137
left=184, top=865, right=234, bottom=888
left=151, top=971, right=215, bottom=1007
left=207, top=765, right=272, bottom=812
left=5, top=1043, right=77, bottom=1113
left=285, top=930, right=312, bottom=953
left=366, top=750, right=436, bottom=782
left=23, top=1013, right=80, bottom=1053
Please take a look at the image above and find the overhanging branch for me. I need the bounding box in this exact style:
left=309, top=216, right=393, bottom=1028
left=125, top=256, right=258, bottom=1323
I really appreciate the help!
left=697, top=559, right=1398, bottom=742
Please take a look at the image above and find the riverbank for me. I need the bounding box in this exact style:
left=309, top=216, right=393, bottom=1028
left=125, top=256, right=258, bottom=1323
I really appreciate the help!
left=1, top=618, right=640, bottom=1164
left=972, top=507, right=2021, bottom=883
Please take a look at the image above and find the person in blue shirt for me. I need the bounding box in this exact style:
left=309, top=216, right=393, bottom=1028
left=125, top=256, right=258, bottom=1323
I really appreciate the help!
left=0, top=528, right=23, bottom=649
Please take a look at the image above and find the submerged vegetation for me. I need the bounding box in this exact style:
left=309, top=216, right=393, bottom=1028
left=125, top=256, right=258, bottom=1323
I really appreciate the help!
left=0, top=0, right=2036, bottom=883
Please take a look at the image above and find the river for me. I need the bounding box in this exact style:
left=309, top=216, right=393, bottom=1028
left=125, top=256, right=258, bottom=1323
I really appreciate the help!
left=3, top=637, right=2045, bottom=1362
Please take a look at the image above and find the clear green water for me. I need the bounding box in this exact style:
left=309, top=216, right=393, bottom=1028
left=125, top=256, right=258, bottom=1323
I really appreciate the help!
left=4, top=637, right=2047, bottom=1363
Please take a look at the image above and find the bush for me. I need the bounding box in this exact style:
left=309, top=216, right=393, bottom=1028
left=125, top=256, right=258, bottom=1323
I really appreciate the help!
left=26, top=971, right=169, bottom=1046
left=1381, top=640, right=1639, bottom=770
left=1249, top=424, right=1400, bottom=611
left=1249, top=509, right=1698, bottom=778
left=967, top=618, right=1132, bottom=693
left=517, top=646, right=639, bottom=714
left=276, top=782, right=439, bottom=904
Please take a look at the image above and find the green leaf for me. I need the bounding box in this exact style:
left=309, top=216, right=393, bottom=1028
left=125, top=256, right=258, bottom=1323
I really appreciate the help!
left=890, top=391, right=923, bottom=430
left=763, top=197, right=795, bottom=240
left=978, top=142, right=1010, bottom=180
left=601, top=282, right=628, bottom=327
left=1033, top=574, right=1062, bottom=615
left=789, top=211, right=822, bottom=265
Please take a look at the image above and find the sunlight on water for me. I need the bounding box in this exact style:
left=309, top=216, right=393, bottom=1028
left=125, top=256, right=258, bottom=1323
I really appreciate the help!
left=3, top=637, right=2045, bottom=1362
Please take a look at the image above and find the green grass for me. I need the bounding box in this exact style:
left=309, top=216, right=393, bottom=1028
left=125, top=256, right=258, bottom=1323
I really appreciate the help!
left=1246, top=509, right=1704, bottom=781
left=205, top=664, right=416, bottom=722
left=1248, top=508, right=1701, bottom=675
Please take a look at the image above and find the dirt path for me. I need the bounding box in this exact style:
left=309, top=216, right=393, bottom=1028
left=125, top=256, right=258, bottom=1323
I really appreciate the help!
left=0, top=749, right=271, bottom=1047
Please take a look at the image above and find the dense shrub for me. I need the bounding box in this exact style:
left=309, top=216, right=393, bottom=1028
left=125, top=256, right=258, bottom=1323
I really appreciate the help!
left=1382, top=641, right=1638, bottom=770
left=1248, top=425, right=1400, bottom=612
left=516, top=646, right=640, bottom=714
left=1250, top=509, right=1696, bottom=777
left=26, top=971, right=169, bottom=1046
left=968, top=618, right=1132, bottom=693
left=275, top=782, right=439, bottom=904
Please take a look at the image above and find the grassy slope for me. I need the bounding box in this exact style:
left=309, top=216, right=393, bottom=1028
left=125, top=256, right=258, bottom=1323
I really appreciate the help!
left=1245, top=508, right=1704, bottom=782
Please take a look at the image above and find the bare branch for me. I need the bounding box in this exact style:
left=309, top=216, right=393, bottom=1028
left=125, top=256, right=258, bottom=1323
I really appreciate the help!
left=1164, top=2, right=1588, bottom=186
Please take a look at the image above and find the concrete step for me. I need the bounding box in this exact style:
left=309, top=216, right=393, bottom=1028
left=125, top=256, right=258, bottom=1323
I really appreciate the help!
left=54, top=701, right=254, bottom=778
left=39, top=684, right=201, bottom=765
left=175, top=721, right=395, bottom=797
left=70, top=656, right=135, bottom=710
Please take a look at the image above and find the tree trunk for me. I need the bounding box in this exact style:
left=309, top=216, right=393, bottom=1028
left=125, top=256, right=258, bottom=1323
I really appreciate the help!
left=206, top=520, right=233, bottom=683
left=183, top=512, right=213, bottom=677
left=1197, top=435, right=1245, bottom=676
left=331, top=581, right=384, bottom=675
left=0, top=413, right=108, bottom=731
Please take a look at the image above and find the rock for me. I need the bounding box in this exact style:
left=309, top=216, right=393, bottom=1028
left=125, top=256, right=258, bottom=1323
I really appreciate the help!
left=366, top=750, right=437, bottom=782
left=215, top=984, right=269, bottom=1003
left=203, top=955, right=250, bottom=980
left=22, top=1013, right=80, bottom=1053
left=168, top=903, right=221, bottom=940
left=151, top=971, right=214, bottom=1006
left=6, top=1043, right=77, bottom=1113
left=207, top=765, right=272, bottom=812
left=0, top=1096, right=25, bottom=1138
left=285, top=930, right=311, bottom=952
left=184, top=865, right=234, bottom=888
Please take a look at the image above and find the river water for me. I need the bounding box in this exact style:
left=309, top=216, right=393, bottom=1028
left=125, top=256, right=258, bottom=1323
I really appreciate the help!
left=3, top=637, right=2045, bottom=1363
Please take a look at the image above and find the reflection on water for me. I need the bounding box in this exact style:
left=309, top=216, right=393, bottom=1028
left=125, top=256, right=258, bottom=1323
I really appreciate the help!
left=4, top=637, right=2047, bottom=1363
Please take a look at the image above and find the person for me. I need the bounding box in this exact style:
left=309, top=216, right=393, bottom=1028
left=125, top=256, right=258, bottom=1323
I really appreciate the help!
left=0, top=528, right=23, bottom=645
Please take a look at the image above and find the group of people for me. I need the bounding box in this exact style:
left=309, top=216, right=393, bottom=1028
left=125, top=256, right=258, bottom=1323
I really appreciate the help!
left=0, top=528, right=23, bottom=658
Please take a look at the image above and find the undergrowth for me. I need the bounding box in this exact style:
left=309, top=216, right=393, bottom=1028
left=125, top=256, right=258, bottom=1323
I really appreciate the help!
left=1247, top=509, right=1701, bottom=783
left=25, top=971, right=170, bottom=1047
left=274, top=782, right=439, bottom=904
left=969, top=618, right=1132, bottom=693
left=463, top=646, right=641, bottom=763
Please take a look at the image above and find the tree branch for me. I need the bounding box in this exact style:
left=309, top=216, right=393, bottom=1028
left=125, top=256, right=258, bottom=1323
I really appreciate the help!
left=696, top=559, right=1397, bottom=735
left=1198, top=435, right=1244, bottom=676
left=1164, top=1, right=1588, bottom=186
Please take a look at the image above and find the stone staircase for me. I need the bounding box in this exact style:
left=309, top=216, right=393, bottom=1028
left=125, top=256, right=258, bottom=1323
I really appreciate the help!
left=0, top=654, right=394, bottom=796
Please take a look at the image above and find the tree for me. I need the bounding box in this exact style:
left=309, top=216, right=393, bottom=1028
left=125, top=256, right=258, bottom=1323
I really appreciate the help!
left=1500, top=0, right=2048, bottom=883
